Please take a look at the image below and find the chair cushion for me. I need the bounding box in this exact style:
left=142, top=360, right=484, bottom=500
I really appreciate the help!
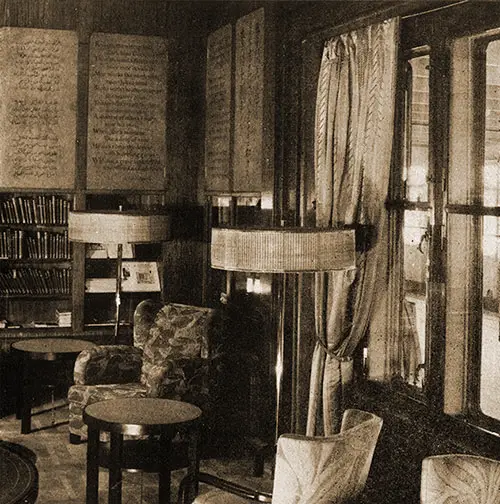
left=141, top=361, right=186, bottom=397
left=68, top=382, right=147, bottom=407
left=68, top=383, right=147, bottom=440
left=74, top=345, right=143, bottom=385
left=142, top=303, right=214, bottom=371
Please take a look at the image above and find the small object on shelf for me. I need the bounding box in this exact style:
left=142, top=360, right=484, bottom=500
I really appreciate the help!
left=0, top=320, right=21, bottom=329
left=122, top=261, right=161, bottom=291
left=56, top=309, right=72, bottom=327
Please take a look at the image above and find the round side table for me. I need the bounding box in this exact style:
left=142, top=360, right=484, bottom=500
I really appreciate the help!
left=83, top=397, right=202, bottom=504
left=11, top=337, right=96, bottom=434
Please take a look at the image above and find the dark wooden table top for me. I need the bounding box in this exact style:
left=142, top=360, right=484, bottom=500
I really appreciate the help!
left=83, top=398, right=202, bottom=436
left=11, top=337, right=95, bottom=360
left=0, top=445, right=38, bottom=504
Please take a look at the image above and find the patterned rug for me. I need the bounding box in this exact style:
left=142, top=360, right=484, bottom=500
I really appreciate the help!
left=0, top=400, right=273, bottom=503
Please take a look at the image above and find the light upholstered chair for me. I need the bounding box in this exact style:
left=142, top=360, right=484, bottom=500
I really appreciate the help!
left=421, top=454, right=500, bottom=504
left=68, top=299, right=218, bottom=443
left=178, top=408, right=383, bottom=504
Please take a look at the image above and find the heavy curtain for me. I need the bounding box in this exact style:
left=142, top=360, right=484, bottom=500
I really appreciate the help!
left=307, top=18, right=399, bottom=435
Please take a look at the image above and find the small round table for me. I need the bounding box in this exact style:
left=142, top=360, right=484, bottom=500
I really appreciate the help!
left=83, top=397, right=202, bottom=504
left=11, top=337, right=96, bottom=434
left=0, top=444, right=38, bottom=504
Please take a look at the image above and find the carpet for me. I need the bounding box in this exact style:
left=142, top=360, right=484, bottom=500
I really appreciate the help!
left=0, top=399, right=273, bottom=503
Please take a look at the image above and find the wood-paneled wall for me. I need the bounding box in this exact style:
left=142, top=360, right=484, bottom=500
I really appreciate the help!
left=0, top=0, right=167, bottom=33
left=0, top=0, right=211, bottom=309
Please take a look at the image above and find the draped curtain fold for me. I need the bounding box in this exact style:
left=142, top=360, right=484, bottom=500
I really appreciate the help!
left=307, top=18, right=399, bottom=436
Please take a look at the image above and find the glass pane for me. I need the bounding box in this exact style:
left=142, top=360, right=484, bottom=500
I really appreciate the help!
left=402, top=209, right=429, bottom=388
left=485, top=40, right=500, bottom=202
left=211, top=196, right=232, bottom=227
left=449, top=37, right=476, bottom=205
left=480, top=39, right=500, bottom=419
left=405, top=55, right=430, bottom=203
left=481, top=216, right=500, bottom=419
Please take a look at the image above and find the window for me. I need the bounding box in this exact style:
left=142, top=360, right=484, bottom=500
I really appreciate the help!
left=390, top=6, right=500, bottom=432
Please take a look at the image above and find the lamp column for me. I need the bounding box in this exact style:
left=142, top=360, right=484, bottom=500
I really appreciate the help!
left=114, top=243, right=123, bottom=341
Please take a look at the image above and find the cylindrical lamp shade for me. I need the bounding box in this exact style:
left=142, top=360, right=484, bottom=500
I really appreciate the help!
left=211, top=227, right=356, bottom=273
left=68, top=211, right=170, bottom=244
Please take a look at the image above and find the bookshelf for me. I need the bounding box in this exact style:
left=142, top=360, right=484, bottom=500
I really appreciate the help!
left=0, top=193, right=73, bottom=330
left=0, top=191, right=166, bottom=336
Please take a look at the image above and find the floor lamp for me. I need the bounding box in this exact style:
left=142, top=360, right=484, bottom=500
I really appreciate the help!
left=68, top=210, right=170, bottom=340
left=210, top=226, right=356, bottom=442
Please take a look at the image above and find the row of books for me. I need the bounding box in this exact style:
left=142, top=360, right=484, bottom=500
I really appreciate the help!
left=0, top=230, right=22, bottom=258
left=0, top=195, right=71, bottom=225
left=0, top=268, right=71, bottom=295
left=0, top=230, right=70, bottom=259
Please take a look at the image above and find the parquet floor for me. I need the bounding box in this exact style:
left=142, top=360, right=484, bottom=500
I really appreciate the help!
left=0, top=399, right=273, bottom=503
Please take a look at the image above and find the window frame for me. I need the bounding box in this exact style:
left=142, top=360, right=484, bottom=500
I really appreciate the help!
left=388, top=4, right=500, bottom=433
left=387, top=46, right=433, bottom=399
left=448, top=31, right=500, bottom=433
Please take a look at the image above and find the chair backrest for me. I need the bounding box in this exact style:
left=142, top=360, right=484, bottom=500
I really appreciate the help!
left=421, top=454, right=500, bottom=504
left=271, top=409, right=383, bottom=504
left=134, top=299, right=216, bottom=365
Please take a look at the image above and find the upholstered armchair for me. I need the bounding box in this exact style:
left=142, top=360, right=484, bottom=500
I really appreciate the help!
left=421, top=454, right=500, bottom=504
left=68, top=300, right=218, bottom=444
left=178, top=409, right=383, bottom=504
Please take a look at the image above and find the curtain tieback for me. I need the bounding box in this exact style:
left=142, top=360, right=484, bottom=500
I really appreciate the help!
left=315, top=336, right=353, bottom=361
left=335, top=355, right=353, bottom=362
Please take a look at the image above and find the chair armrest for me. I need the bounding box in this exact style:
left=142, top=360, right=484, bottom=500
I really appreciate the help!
left=176, top=472, right=272, bottom=504
left=74, top=345, right=143, bottom=385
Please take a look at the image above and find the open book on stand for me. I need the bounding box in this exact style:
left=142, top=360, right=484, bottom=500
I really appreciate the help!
left=85, top=261, right=161, bottom=293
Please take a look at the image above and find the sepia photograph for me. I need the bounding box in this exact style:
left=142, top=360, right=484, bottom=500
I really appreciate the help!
left=0, top=1, right=497, bottom=503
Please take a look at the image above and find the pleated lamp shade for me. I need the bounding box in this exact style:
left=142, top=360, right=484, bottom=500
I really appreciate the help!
left=210, top=227, right=356, bottom=273
left=68, top=211, right=170, bottom=244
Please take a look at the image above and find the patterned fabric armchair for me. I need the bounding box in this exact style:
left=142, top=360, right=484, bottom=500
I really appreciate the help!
left=68, top=300, right=218, bottom=444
